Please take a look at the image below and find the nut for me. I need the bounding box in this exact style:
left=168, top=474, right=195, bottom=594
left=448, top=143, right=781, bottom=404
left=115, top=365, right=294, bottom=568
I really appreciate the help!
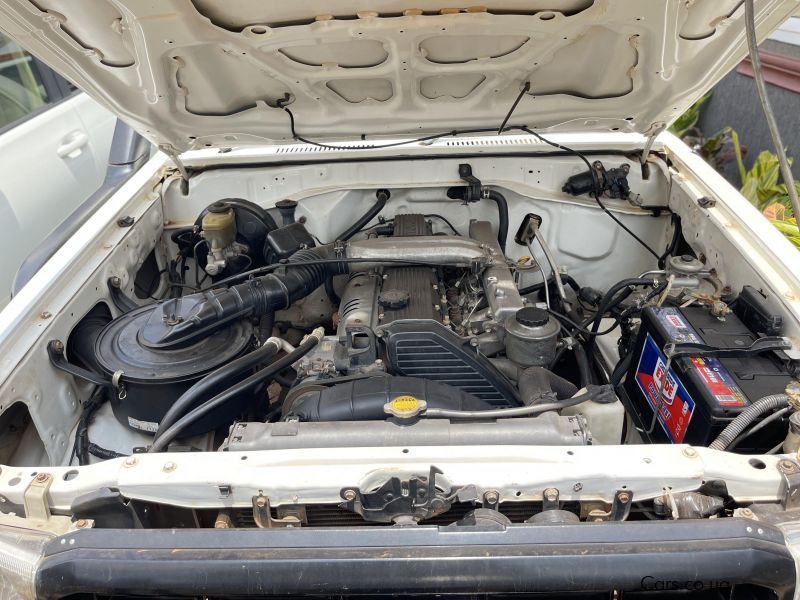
left=123, top=456, right=138, bottom=467
left=779, top=459, right=799, bottom=473
left=617, top=492, right=631, bottom=504
left=75, top=519, right=89, bottom=529
left=40, top=311, right=52, bottom=319
left=162, top=461, right=177, bottom=473
left=34, top=473, right=49, bottom=483
left=682, top=447, right=698, bottom=458
left=573, top=482, right=583, bottom=492
left=255, top=496, right=267, bottom=508
left=483, top=490, right=500, bottom=504
left=543, top=488, right=559, bottom=502
left=739, top=507, right=754, bottom=518
left=342, top=489, right=357, bottom=502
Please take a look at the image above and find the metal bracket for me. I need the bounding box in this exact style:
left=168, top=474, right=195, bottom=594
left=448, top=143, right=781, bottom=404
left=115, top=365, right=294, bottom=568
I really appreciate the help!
left=542, top=487, right=560, bottom=511
left=108, top=276, right=138, bottom=313
left=778, top=459, right=800, bottom=510
left=339, top=465, right=452, bottom=524
left=24, top=473, right=54, bottom=521
left=588, top=490, right=633, bottom=522
left=664, top=337, right=792, bottom=361
left=457, top=163, right=482, bottom=204
left=47, top=340, right=112, bottom=386
left=158, top=144, right=189, bottom=182
left=252, top=494, right=301, bottom=528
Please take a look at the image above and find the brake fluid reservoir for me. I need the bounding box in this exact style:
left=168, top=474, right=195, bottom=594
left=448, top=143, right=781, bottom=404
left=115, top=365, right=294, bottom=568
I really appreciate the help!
left=201, top=203, right=236, bottom=251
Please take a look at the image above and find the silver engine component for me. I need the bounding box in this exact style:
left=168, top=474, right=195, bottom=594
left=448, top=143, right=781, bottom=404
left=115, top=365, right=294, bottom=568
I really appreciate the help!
left=504, top=307, right=560, bottom=367
left=468, top=220, right=524, bottom=323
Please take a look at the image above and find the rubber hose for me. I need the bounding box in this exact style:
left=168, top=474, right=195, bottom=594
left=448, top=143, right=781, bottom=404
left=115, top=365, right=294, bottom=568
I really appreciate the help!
left=485, top=190, right=509, bottom=252
left=585, top=278, right=657, bottom=360
left=518, top=366, right=578, bottom=405
left=338, top=190, right=389, bottom=242
left=153, top=338, right=282, bottom=441
left=709, top=394, right=790, bottom=451
left=518, top=274, right=581, bottom=297
left=147, top=331, right=323, bottom=452
left=610, top=353, right=633, bottom=388
left=424, top=385, right=613, bottom=420
left=324, top=275, right=340, bottom=304
left=572, top=344, right=593, bottom=388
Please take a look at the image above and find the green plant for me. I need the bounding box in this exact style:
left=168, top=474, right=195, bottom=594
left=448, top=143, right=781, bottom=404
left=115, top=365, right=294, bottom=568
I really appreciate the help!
left=671, top=97, right=799, bottom=250
left=736, top=148, right=799, bottom=250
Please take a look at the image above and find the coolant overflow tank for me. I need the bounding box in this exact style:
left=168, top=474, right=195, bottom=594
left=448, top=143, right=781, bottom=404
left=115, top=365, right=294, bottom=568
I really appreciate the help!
left=504, top=307, right=560, bottom=367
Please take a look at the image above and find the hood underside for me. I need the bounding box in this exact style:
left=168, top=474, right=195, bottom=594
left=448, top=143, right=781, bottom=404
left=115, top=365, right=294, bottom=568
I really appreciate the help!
left=0, top=0, right=797, bottom=152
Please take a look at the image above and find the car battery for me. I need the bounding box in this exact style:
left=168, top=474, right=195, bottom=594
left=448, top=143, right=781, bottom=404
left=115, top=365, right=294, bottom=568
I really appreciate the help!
left=623, top=305, right=793, bottom=449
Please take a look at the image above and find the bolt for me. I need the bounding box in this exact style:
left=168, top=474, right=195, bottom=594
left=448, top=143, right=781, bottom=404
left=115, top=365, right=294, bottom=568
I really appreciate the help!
left=483, top=490, right=500, bottom=504
left=123, top=456, right=138, bottom=467
left=573, top=482, right=583, bottom=492
left=110, top=276, right=122, bottom=288
left=739, top=507, right=754, bottom=518
left=75, top=519, right=89, bottom=529
left=162, top=461, right=177, bottom=472
left=34, top=473, right=49, bottom=483
left=342, top=489, right=357, bottom=502
left=52, top=340, right=65, bottom=353
left=543, top=488, right=559, bottom=502
left=682, top=447, right=698, bottom=458
left=255, top=496, right=267, bottom=508
left=40, top=311, right=52, bottom=319
left=617, top=492, right=631, bottom=504
left=779, top=459, right=798, bottom=473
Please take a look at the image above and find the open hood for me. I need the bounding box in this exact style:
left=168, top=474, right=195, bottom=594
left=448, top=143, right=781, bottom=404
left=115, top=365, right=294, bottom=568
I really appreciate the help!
left=0, top=0, right=797, bottom=152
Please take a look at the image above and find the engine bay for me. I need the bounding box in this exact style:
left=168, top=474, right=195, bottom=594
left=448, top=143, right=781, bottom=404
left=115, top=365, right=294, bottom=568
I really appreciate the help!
left=2, top=154, right=799, bottom=529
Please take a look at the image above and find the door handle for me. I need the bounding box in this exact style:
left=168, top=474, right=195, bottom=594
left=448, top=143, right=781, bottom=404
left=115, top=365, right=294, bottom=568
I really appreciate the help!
left=56, top=130, right=89, bottom=159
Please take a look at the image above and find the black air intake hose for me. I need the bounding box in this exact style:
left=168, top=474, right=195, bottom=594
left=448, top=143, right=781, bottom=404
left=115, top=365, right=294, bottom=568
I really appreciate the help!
left=142, top=244, right=348, bottom=348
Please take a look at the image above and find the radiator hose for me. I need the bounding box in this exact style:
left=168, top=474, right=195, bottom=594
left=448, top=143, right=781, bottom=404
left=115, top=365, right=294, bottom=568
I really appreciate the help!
left=709, top=394, right=790, bottom=451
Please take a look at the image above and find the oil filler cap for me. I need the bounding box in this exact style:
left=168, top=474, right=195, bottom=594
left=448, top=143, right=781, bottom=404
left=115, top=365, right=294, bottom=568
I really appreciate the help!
left=379, top=289, right=410, bottom=310
left=515, top=307, right=550, bottom=328
left=384, top=395, right=427, bottom=419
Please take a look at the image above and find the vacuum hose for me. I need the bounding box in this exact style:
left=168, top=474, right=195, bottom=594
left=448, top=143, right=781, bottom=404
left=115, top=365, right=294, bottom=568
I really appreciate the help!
left=709, top=394, right=790, bottom=451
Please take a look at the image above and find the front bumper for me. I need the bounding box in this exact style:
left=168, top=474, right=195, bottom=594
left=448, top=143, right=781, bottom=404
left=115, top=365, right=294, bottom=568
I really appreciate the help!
left=30, top=518, right=796, bottom=599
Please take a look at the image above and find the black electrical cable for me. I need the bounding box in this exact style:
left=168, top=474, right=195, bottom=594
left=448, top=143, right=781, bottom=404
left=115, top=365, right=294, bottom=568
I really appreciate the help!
left=283, top=106, right=513, bottom=151
left=424, top=214, right=462, bottom=236
left=148, top=334, right=322, bottom=452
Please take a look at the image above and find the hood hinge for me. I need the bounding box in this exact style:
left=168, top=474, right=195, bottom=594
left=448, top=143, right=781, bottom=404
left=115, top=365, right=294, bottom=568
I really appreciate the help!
left=158, top=144, right=189, bottom=183
left=640, top=122, right=666, bottom=165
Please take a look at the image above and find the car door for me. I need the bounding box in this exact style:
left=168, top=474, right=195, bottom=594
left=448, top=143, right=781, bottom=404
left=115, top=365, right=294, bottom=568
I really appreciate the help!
left=0, top=30, right=116, bottom=305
